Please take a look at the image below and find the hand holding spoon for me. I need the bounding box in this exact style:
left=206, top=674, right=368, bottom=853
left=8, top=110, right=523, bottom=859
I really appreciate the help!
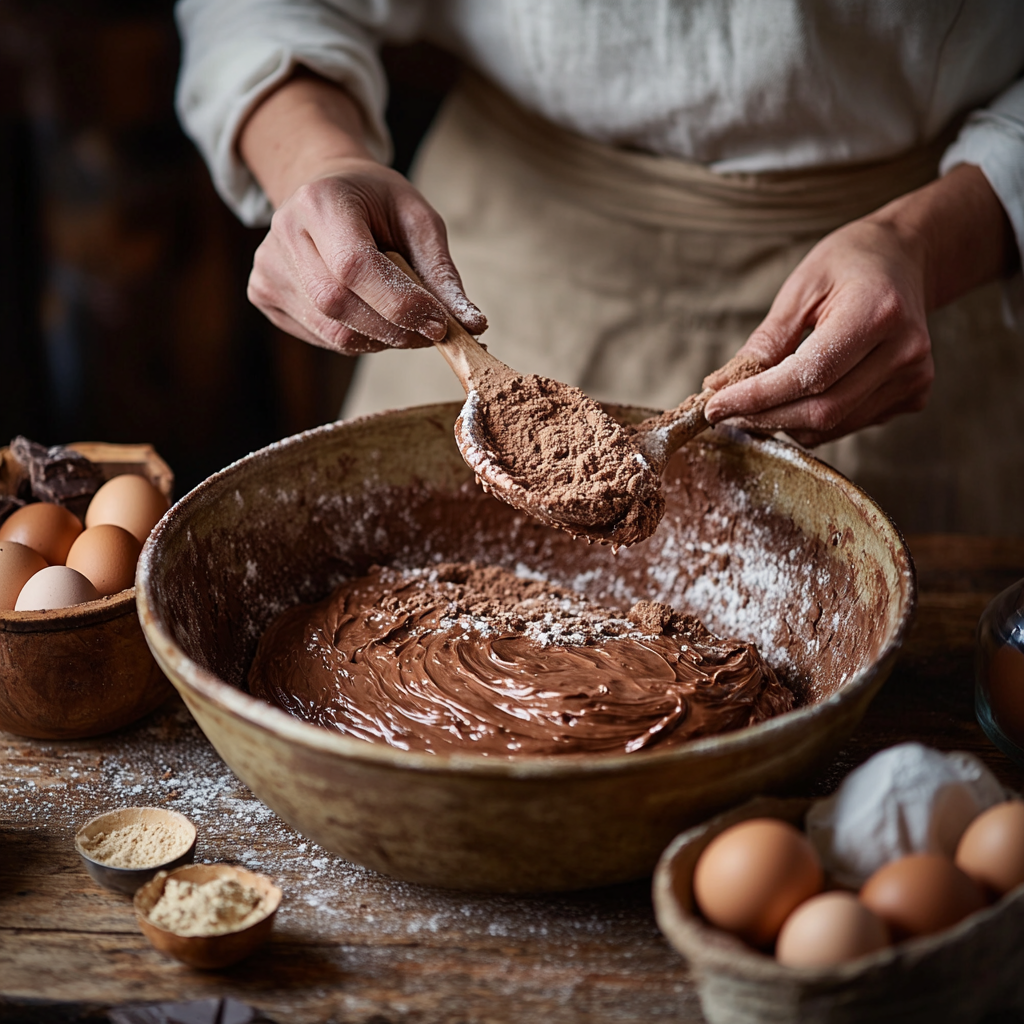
left=385, top=252, right=761, bottom=548
left=629, top=354, right=764, bottom=474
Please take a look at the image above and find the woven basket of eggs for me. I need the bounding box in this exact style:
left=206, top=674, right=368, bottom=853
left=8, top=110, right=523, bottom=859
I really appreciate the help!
left=653, top=795, right=1024, bottom=1024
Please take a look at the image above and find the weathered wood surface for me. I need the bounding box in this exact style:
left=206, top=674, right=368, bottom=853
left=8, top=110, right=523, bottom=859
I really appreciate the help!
left=1, top=534, right=1023, bottom=1023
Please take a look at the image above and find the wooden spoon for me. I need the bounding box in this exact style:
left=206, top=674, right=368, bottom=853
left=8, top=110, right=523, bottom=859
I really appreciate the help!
left=386, top=252, right=647, bottom=541
left=629, top=354, right=764, bottom=474
left=385, top=252, right=761, bottom=547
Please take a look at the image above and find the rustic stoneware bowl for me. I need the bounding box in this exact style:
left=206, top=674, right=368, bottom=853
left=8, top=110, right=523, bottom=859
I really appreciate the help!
left=136, top=403, right=915, bottom=893
left=75, top=806, right=197, bottom=895
left=134, top=863, right=282, bottom=969
left=0, top=443, right=174, bottom=739
left=653, top=796, right=1024, bottom=1023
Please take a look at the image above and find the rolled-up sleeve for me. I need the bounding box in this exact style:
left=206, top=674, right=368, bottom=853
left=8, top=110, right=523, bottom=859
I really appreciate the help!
left=941, top=75, right=1024, bottom=273
left=175, top=0, right=422, bottom=226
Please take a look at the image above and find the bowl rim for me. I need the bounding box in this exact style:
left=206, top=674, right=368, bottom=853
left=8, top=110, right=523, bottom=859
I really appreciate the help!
left=74, top=805, right=198, bottom=873
left=136, top=405, right=917, bottom=780
left=0, top=586, right=137, bottom=633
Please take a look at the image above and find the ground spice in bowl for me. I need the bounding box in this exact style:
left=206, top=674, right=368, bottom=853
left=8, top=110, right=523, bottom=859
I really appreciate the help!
left=80, top=818, right=193, bottom=869
left=75, top=806, right=197, bottom=894
left=147, top=875, right=267, bottom=936
left=134, top=864, right=283, bottom=968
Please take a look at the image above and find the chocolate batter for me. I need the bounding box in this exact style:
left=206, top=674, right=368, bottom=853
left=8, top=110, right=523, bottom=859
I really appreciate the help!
left=248, top=562, right=793, bottom=757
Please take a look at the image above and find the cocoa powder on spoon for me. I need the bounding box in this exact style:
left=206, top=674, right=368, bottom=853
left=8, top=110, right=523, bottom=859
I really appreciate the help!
left=461, top=369, right=664, bottom=548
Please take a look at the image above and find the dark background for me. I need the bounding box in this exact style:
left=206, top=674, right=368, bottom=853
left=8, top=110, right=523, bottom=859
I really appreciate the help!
left=0, top=0, right=456, bottom=494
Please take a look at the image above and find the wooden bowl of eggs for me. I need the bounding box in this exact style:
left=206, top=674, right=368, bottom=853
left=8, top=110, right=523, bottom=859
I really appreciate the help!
left=0, top=441, right=174, bottom=739
left=653, top=794, right=1024, bottom=1023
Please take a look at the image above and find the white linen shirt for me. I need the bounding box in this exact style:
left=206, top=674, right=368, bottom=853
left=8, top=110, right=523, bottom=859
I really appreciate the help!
left=175, top=0, right=1024, bottom=265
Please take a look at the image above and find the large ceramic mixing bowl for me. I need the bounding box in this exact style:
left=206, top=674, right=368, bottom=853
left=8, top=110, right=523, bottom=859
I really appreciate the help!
left=136, top=404, right=915, bottom=893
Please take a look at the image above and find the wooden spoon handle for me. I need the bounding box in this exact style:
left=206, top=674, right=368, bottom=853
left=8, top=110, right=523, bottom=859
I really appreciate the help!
left=633, top=355, right=764, bottom=468
left=385, top=251, right=502, bottom=392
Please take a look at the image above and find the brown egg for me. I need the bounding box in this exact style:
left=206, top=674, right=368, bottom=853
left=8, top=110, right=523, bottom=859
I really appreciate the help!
left=65, top=524, right=142, bottom=597
left=987, top=644, right=1024, bottom=748
left=775, top=891, right=890, bottom=967
left=0, top=540, right=49, bottom=610
left=85, top=474, right=169, bottom=545
left=0, top=502, right=83, bottom=565
left=693, top=817, right=824, bottom=947
left=955, top=800, right=1024, bottom=896
left=14, top=565, right=100, bottom=611
left=859, top=853, right=987, bottom=939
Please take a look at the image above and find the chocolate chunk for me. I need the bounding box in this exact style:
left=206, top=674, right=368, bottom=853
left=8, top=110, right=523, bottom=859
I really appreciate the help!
left=219, top=999, right=257, bottom=1024
left=108, top=1001, right=265, bottom=1024
left=164, top=998, right=222, bottom=1024
left=109, top=1007, right=169, bottom=1024
left=9, top=435, right=105, bottom=518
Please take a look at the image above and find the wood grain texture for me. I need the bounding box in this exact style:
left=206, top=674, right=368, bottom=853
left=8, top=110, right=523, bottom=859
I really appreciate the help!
left=2, top=534, right=1023, bottom=1022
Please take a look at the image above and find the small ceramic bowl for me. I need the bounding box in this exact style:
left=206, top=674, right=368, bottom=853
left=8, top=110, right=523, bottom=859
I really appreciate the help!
left=75, top=806, right=197, bottom=895
left=652, top=796, right=1024, bottom=1024
left=133, top=863, right=282, bottom=969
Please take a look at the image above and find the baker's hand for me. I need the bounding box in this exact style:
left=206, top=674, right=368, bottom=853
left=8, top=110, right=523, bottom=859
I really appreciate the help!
left=239, top=70, right=486, bottom=356
left=703, top=165, right=1014, bottom=447
left=702, top=220, right=932, bottom=446
left=248, top=159, right=486, bottom=355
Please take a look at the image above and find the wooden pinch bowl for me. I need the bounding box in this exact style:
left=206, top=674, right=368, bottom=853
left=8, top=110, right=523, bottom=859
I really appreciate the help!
left=0, top=442, right=174, bottom=739
left=75, top=806, right=197, bottom=895
left=136, top=403, right=915, bottom=893
left=134, top=863, right=282, bottom=969
left=653, top=797, right=1024, bottom=1024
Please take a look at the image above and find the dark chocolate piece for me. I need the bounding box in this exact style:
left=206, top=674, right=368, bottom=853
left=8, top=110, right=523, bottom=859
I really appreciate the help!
left=9, top=435, right=105, bottom=519
left=108, top=998, right=262, bottom=1024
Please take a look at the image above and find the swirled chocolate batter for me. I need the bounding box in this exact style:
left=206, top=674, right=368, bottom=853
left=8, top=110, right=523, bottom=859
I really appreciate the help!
left=248, top=562, right=793, bottom=757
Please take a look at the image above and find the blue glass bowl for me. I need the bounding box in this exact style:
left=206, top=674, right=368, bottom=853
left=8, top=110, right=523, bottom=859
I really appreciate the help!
left=976, top=577, right=1024, bottom=767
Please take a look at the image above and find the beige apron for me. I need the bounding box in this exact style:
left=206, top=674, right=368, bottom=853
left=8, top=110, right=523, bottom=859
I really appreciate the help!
left=344, top=75, right=1024, bottom=537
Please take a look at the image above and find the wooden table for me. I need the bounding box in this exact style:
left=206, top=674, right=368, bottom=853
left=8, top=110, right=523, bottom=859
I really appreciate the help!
left=3, top=535, right=1024, bottom=1023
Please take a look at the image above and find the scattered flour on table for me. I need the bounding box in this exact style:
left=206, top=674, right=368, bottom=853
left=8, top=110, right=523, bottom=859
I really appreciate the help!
left=2, top=702, right=647, bottom=948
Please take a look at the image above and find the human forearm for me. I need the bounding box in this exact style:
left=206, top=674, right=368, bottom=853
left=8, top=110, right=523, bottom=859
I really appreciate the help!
left=865, top=164, right=1016, bottom=312
left=239, top=69, right=377, bottom=208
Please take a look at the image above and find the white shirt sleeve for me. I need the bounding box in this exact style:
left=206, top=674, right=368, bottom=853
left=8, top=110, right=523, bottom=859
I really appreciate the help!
left=941, top=76, right=1024, bottom=274
left=175, top=0, right=422, bottom=226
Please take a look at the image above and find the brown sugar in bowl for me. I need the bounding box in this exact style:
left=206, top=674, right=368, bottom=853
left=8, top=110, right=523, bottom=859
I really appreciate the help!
left=653, top=796, right=1024, bottom=1024
left=0, top=443, right=175, bottom=739
left=134, top=863, right=282, bottom=969
left=136, top=403, right=916, bottom=893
